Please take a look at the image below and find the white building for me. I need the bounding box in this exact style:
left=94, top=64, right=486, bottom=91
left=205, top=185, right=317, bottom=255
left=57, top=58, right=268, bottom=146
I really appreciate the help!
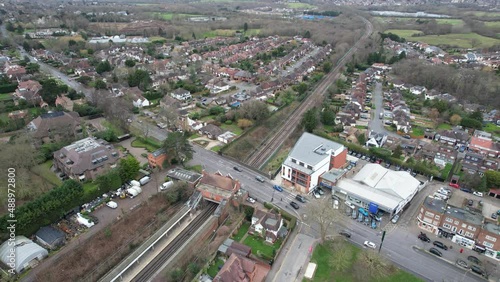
left=333, top=164, right=420, bottom=216
left=0, top=236, right=48, bottom=273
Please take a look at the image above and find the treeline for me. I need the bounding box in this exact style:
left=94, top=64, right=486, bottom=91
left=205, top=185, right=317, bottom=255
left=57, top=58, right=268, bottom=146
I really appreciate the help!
left=392, top=59, right=500, bottom=108
left=304, top=11, right=341, bottom=17
left=379, top=32, right=406, bottom=43
left=0, top=180, right=83, bottom=238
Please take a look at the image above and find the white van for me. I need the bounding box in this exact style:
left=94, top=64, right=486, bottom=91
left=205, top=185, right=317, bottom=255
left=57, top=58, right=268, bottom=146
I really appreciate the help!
left=139, top=176, right=151, bottom=186
left=130, top=180, right=141, bottom=187
left=160, top=181, right=174, bottom=191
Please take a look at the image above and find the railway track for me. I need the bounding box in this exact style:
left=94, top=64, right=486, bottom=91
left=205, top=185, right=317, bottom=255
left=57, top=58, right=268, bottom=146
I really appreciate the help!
left=246, top=17, right=373, bottom=169
left=131, top=202, right=218, bottom=282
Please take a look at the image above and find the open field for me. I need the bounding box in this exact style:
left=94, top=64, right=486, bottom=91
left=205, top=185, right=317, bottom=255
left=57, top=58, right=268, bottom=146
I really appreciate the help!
left=385, top=29, right=500, bottom=48
left=470, top=11, right=500, bottom=17
left=41, top=35, right=85, bottom=48
left=202, top=28, right=261, bottom=38
left=31, top=160, right=62, bottom=187
left=152, top=12, right=200, bottom=20
left=286, top=2, right=316, bottom=9
left=484, top=21, right=500, bottom=28
left=375, top=17, right=464, bottom=26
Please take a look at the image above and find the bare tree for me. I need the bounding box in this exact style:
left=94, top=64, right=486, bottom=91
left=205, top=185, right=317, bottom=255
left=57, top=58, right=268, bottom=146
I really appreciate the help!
left=328, top=240, right=354, bottom=272
left=306, top=198, right=342, bottom=242
left=158, top=105, right=179, bottom=130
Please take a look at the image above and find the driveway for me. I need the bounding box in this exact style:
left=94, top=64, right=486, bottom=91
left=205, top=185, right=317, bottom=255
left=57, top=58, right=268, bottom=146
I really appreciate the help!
left=119, top=138, right=149, bottom=165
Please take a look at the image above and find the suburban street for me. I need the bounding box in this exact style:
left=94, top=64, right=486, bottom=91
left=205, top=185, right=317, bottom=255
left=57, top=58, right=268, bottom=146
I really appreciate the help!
left=369, top=82, right=401, bottom=138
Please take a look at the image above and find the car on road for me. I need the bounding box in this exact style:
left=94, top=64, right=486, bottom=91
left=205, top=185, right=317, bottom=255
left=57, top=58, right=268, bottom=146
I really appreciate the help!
left=246, top=197, right=256, bottom=204
left=402, top=134, right=411, bottom=139
left=470, top=265, right=485, bottom=277
left=418, top=233, right=431, bottom=243
left=472, top=191, right=483, bottom=197
left=233, top=166, right=242, bottom=172
left=295, top=195, right=306, bottom=203
left=339, top=230, right=351, bottom=238
left=290, top=201, right=299, bottom=209
left=433, top=241, right=448, bottom=250
left=492, top=213, right=498, bottom=220
left=467, top=255, right=481, bottom=265
left=429, top=247, right=442, bottom=257
left=364, top=241, right=376, bottom=249
left=455, top=259, right=468, bottom=269
left=273, top=185, right=283, bottom=192
left=255, top=176, right=265, bottom=183
left=106, top=201, right=118, bottom=209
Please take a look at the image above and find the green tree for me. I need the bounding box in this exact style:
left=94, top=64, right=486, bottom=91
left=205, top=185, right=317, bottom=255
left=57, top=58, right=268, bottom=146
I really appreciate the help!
left=304, top=30, right=311, bottom=38
left=243, top=22, right=248, bottom=32
left=87, top=48, right=94, bottom=55
left=124, top=59, right=136, bottom=67
left=26, top=62, right=40, bottom=74
left=469, top=109, right=483, bottom=123
left=323, top=62, right=332, bottom=73
left=392, top=145, right=403, bottom=159
left=162, top=132, right=194, bottom=166
left=460, top=118, right=482, bottom=130
left=40, top=79, right=64, bottom=106
left=169, top=268, right=184, bottom=282
left=301, top=108, right=318, bottom=133
left=96, top=60, right=112, bottom=74
left=118, top=156, right=140, bottom=182
left=294, top=82, right=308, bottom=95
left=94, top=79, right=107, bottom=89
left=485, top=170, right=500, bottom=189
left=320, top=109, right=336, bottom=126
left=128, top=69, right=152, bottom=90
left=356, top=133, right=366, bottom=145
left=188, top=262, right=200, bottom=275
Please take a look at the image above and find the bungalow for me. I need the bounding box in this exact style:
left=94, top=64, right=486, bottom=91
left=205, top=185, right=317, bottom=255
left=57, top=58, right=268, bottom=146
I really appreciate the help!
left=469, top=135, right=499, bottom=158
left=55, top=96, right=74, bottom=111
left=199, top=124, right=223, bottom=140
left=425, top=89, right=440, bottom=100
left=249, top=209, right=283, bottom=243
left=218, top=131, right=237, bottom=144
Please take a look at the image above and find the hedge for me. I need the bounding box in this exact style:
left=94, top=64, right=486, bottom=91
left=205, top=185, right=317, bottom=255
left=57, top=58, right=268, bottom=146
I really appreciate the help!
left=0, top=83, right=18, bottom=94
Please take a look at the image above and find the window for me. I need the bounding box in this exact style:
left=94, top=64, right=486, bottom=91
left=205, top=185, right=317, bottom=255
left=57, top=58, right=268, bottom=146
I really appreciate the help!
left=307, top=165, right=313, bottom=170
left=445, top=217, right=453, bottom=223
left=458, top=229, right=464, bottom=235
left=299, top=162, right=304, bottom=167
left=465, top=232, right=474, bottom=238
left=291, top=159, right=296, bottom=164
left=485, top=235, right=497, bottom=242
left=435, top=215, right=440, bottom=220
left=483, top=242, right=494, bottom=248
left=467, top=226, right=476, bottom=232
left=461, top=223, right=467, bottom=228
left=454, top=221, right=459, bottom=225
left=443, top=223, right=452, bottom=229
left=451, top=226, right=457, bottom=232
left=425, top=211, right=434, bottom=218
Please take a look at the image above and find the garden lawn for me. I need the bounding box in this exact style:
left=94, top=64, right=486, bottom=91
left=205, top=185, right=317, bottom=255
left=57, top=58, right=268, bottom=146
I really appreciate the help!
left=412, top=127, right=425, bottom=137
left=101, top=120, right=124, bottom=136
left=385, top=29, right=500, bottom=48
left=207, top=258, right=225, bottom=277
left=437, top=123, right=452, bottom=130
left=232, top=222, right=250, bottom=242
left=131, top=138, right=160, bottom=152
left=211, top=145, right=222, bottom=152
left=441, top=163, right=453, bottom=180
left=31, top=160, right=62, bottom=186
left=484, top=21, right=500, bottom=28
left=483, top=123, right=500, bottom=137
left=220, top=123, right=243, bottom=135
left=0, top=93, right=13, bottom=101
left=243, top=235, right=281, bottom=259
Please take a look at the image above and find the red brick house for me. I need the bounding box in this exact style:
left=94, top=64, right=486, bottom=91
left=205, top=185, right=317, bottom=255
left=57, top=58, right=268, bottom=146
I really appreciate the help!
left=196, top=171, right=241, bottom=203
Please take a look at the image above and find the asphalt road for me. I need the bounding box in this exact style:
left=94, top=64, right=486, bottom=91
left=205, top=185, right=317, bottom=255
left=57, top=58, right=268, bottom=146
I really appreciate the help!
left=369, top=82, right=400, bottom=138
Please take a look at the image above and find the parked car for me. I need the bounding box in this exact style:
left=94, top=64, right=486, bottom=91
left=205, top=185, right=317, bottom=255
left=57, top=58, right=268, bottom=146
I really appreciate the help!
left=384, top=163, right=391, bottom=168
left=313, top=192, right=321, bottom=199
left=433, top=241, right=448, bottom=250
left=273, top=185, right=283, bottom=192
left=467, top=255, right=481, bottom=265
left=418, top=233, right=431, bottom=243
left=106, top=201, right=118, bottom=209
left=295, top=195, right=306, bottom=203
left=233, top=166, right=242, bottom=172
left=402, top=134, right=411, bottom=139
left=471, top=265, right=485, bottom=276
left=160, top=181, right=174, bottom=191
left=429, top=247, right=442, bottom=257
left=290, top=201, right=300, bottom=209
left=364, top=241, right=376, bottom=249
left=467, top=199, right=474, bottom=206
left=246, top=197, right=256, bottom=204
left=316, top=187, right=325, bottom=195
left=255, top=176, right=265, bottom=183
left=492, top=213, right=498, bottom=220
left=339, top=230, right=351, bottom=238
left=345, top=201, right=355, bottom=209
left=391, top=214, right=400, bottom=224
left=356, top=153, right=362, bottom=158
left=456, top=259, right=468, bottom=269
left=472, top=191, right=483, bottom=197
left=460, top=187, right=473, bottom=193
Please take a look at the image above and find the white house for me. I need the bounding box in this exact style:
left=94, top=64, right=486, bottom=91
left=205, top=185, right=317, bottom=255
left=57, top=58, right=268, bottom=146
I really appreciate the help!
left=171, top=88, right=192, bottom=101
left=365, top=131, right=387, bottom=148
left=410, top=86, right=427, bottom=95
left=133, top=97, right=150, bottom=108
left=218, top=131, right=237, bottom=144
left=249, top=209, right=283, bottom=243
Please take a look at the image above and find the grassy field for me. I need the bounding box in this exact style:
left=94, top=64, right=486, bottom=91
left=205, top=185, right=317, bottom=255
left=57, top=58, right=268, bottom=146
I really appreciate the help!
left=0, top=93, right=13, bottom=101
left=231, top=221, right=250, bottom=242
left=471, top=11, right=500, bottom=17
left=385, top=29, right=500, bottom=48
left=286, top=2, right=316, bottom=9
left=483, top=123, right=500, bottom=137
left=375, top=17, right=464, bottom=26
left=31, top=160, right=62, bottom=186
left=131, top=137, right=160, bottom=152
left=220, top=123, right=243, bottom=135
left=484, top=21, right=500, bottom=28
left=152, top=12, right=199, bottom=20
left=207, top=258, right=224, bottom=278
left=437, top=123, right=452, bottom=130
left=243, top=235, right=281, bottom=258
left=41, top=35, right=85, bottom=48
left=203, top=28, right=261, bottom=38
left=435, top=18, right=465, bottom=26
left=310, top=242, right=423, bottom=282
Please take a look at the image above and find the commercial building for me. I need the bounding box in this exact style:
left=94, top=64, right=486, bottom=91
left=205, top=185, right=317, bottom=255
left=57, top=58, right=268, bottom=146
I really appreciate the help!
left=333, top=164, right=420, bottom=216
left=281, top=132, right=346, bottom=193
left=148, top=148, right=168, bottom=169
left=416, top=196, right=447, bottom=235
left=476, top=223, right=500, bottom=260
left=53, top=137, right=121, bottom=181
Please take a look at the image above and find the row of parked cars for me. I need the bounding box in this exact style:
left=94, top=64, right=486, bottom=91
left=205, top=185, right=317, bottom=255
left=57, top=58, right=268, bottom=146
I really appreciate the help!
left=347, top=150, right=418, bottom=176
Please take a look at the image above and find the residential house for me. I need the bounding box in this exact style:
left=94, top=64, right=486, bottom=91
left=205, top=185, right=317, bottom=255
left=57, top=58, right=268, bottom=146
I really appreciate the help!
left=415, top=143, right=439, bottom=164
left=438, top=128, right=469, bottom=147
left=234, top=70, right=253, bottom=82
left=439, top=206, right=483, bottom=249
left=462, top=152, right=498, bottom=175
left=434, top=145, right=457, bottom=168
left=469, top=135, right=499, bottom=158
left=27, top=111, right=82, bottom=148
left=425, top=89, right=440, bottom=100
left=55, top=95, right=74, bottom=111
left=249, top=209, right=283, bottom=243
left=218, top=238, right=252, bottom=258
left=365, top=131, right=387, bottom=148
left=35, top=226, right=66, bottom=250
left=14, top=80, right=45, bottom=107
left=8, top=110, right=27, bottom=120
left=199, top=124, right=223, bottom=140
left=148, top=148, right=168, bottom=169
left=5, top=64, right=26, bottom=80
left=417, top=196, right=447, bottom=235
left=338, top=127, right=360, bottom=144
left=196, top=171, right=241, bottom=203
left=410, top=86, right=427, bottom=95
left=218, top=131, right=237, bottom=144
left=53, top=137, right=121, bottom=181
left=392, top=110, right=411, bottom=133
left=476, top=223, right=500, bottom=261
left=170, top=88, right=191, bottom=101
left=214, top=253, right=270, bottom=282
left=126, top=87, right=150, bottom=108
left=281, top=132, right=346, bottom=193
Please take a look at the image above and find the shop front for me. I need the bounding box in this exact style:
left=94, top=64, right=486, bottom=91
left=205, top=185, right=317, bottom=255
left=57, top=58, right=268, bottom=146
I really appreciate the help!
left=451, top=234, right=474, bottom=249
